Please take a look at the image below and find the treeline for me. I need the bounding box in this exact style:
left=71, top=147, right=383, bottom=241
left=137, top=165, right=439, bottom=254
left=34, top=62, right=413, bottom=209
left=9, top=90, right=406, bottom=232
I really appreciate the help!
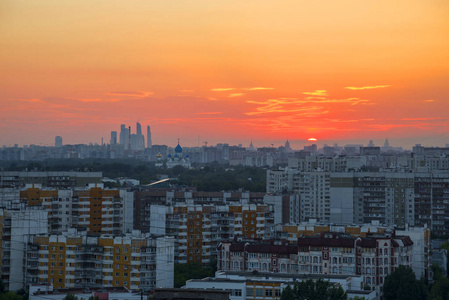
left=174, top=262, right=216, bottom=288
left=0, top=160, right=267, bottom=192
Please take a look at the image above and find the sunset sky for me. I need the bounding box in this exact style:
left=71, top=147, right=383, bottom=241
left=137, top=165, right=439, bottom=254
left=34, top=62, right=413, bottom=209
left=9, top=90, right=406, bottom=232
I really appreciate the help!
left=1, top=0, right=448, bottom=149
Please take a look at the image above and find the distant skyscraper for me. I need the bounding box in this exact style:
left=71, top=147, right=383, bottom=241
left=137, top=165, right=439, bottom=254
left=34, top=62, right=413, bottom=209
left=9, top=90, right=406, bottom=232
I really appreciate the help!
left=136, top=122, right=142, bottom=136
left=384, top=138, right=390, bottom=147
left=248, top=140, right=255, bottom=151
left=136, top=122, right=145, bottom=150
left=119, top=124, right=129, bottom=148
left=55, top=136, right=62, bottom=147
left=110, top=131, right=117, bottom=145
left=147, top=125, right=152, bottom=148
left=285, top=139, right=292, bottom=152
left=368, top=140, right=375, bottom=147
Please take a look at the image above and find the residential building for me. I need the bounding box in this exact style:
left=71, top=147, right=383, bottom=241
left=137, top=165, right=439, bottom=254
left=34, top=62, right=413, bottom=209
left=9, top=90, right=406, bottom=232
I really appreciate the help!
left=218, top=232, right=414, bottom=298
left=24, top=230, right=174, bottom=291
left=19, top=184, right=132, bottom=235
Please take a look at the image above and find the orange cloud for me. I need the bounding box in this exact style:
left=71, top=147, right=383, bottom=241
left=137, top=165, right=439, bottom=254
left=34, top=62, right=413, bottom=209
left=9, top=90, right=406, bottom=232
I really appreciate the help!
left=243, top=87, right=274, bottom=91
left=211, top=88, right=235, bottom=92
left=228, top=93, right=245, bottom=98
left=302, top=90, right=327, bottom=96
left=106, top=91, right=153, bottom=97
left=422, top=99, right=436, bottom=103
left=401, top=117, right=442, bottom=121
left=196, top=112, right=223, bottom=115
left=345, top=85, right=391, bottom=90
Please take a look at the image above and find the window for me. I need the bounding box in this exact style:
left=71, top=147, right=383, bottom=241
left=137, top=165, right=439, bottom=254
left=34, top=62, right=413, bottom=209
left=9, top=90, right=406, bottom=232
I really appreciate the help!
left=246, top=288, right=254, bottom=297
left=265, top=289, right=273, bottom=297
left=232, top=289, right=242, bottom=296
left=256, top=289, right=263, bottom=297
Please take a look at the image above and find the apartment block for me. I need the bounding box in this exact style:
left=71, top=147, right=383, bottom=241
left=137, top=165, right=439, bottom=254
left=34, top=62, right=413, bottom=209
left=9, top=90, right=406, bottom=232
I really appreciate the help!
left=19, top=184, right=131, bottom=235
left=165, top=203, right=274, bottom=265
left=1, top=209, right=49, bottom=291
left=23, top=230, right=174, bottom=291
left=267, top=169, right=449, bottom=236
left=0, top=171, right=102, bottom=189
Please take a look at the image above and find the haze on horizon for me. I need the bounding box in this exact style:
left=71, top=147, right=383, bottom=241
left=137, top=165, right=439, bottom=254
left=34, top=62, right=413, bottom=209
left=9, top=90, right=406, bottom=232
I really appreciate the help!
left=1, top=1, right=448, bottom=149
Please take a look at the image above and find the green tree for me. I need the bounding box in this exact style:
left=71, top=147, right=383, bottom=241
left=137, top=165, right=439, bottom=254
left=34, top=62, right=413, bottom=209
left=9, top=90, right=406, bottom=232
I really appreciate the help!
left=0, top=292, right=22, bottom=300
left=383, top=265, right=427, bottom=300
left=280, top=279, right=346, bottom=300
left=280, top=285, right=294, bottom=300
left=429, top=265, right=449, bottom=300
left=62, top=294, right=78, bottom=300
left=88, top=296, right=100, bottom=300
left=174, top=262, right=215, bottom=288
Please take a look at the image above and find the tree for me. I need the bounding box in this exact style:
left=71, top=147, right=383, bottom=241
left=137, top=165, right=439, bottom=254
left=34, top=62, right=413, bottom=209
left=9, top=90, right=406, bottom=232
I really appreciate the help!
left=174, top=262, right=215, bottom=288
left=62, top=294, right=78, bottom=300
left=88, top=296, right=100, bottom=300
left=383, top=265, right=427, bottom=300
left=280, top=279, right=347, bottom=300
left=0, top=292, right=22, bottom=300
left=429, top=265, right=449, bottom=300
left=280, top=285, right=294, bottom=300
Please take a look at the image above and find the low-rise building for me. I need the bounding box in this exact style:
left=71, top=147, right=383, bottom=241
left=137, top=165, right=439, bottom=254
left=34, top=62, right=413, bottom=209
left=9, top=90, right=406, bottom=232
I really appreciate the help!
left=185, top=271, right=374, bottom=300
left=218, top=232, right=414, bottom=298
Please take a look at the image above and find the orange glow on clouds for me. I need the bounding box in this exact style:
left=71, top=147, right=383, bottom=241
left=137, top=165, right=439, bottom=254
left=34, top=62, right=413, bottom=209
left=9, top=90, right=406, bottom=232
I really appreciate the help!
left=1, top=1, right=449, bottom=148
left=308, top=138, right=318, bottom=142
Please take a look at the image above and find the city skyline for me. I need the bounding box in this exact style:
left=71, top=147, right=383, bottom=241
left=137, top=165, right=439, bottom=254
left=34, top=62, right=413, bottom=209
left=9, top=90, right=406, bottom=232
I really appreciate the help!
left=1, top=1, right=448, bottom=148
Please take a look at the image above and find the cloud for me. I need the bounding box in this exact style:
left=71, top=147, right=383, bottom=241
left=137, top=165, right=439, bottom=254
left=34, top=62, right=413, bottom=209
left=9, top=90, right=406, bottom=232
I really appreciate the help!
left=401, top=117, right=442, bottom=121
left=106, top=91, right=153, bottom=97
left=195, top=112, right=223, bottom=115
left=77, top=98, right=131, bottom=103
left=245, top=97, right=370, bottom=116
left=228, top=93, right=245, bottom=98
left=422, top=99, right=436, bottom=103
left=243, top=87, right=274, bottom=91
left=16, top=99, right=45, bottom=103
left=180, top=89, right=195, bottom=93
left=345, top=85, right=391, bottom=90
left=302, top=90, right=327, bottom=96
left=211, top=88, right=235, bottom=92
left=246, top=99, right=323, bottom=115
left=328, top=118, right=376, bottom=123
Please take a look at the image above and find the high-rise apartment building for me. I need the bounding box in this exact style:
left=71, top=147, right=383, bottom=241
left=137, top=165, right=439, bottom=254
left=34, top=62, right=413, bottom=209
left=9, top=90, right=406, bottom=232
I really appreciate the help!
left=19, top=184, right=132, bottom=235
left=22, top=230, right=174, bottom=291
left=267, top=168, right=449, bottom=236
left=166, top=203, right=273, bottom=265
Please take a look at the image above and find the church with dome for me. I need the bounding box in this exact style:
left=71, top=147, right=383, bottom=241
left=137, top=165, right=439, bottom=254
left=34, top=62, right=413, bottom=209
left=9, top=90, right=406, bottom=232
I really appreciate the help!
left=165, top=140, right=191, bottom=169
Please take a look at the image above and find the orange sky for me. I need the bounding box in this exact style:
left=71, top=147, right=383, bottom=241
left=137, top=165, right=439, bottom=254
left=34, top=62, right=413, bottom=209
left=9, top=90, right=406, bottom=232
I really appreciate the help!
left=1, top=0, right=448, bottom=149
